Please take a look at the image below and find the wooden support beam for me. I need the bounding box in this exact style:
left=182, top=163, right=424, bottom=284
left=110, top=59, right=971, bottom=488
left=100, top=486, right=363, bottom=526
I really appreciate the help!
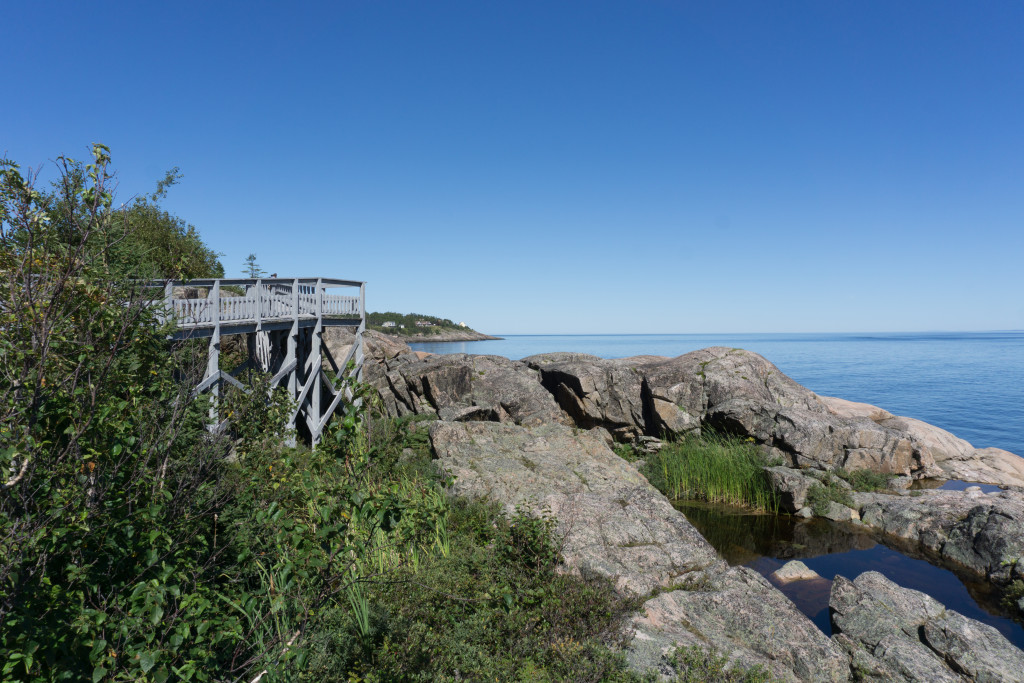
left=160, top=276, right=364, bottom=446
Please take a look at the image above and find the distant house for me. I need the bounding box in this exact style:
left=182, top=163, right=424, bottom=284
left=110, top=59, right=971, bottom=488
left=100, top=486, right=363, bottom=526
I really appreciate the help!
left=415, top=320, right=434, bottom=327
left=458, top=322, right=467, bottom=328
left=381, top=321, right=396, bottom=328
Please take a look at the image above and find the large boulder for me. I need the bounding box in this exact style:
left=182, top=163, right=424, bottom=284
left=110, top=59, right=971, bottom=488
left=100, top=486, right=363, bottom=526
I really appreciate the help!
left=522, top=353, right=657, bottom=441
left=429, top=420, right=719, bottom=595
left=644, top=348, right=931, bottom=476
left=369, top=353, right=569, bottom=427
left=429, top=421, right=851, bottom=681
left=628, top=566, right=851, bottom=682
left=830, top=571, right=1024, bottom=682
left=323, top=327, right=413, bottom=364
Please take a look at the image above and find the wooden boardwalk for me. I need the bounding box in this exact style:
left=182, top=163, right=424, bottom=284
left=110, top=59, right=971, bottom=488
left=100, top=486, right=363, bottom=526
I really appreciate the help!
left=154, top=278, right=365, bottom=445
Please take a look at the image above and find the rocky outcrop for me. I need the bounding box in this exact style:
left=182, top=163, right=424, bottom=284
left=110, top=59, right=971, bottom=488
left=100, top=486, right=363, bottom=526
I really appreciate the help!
left=827, top=400, right=1024, bottom=488
left=399, top=345, right=1024, bottom=680
left=523, top=353, right=657, bottom=441
left=855, top=487, right=1024, bottom=586
left=323, top=327, right=413, bottom=364
left=429, top=420, right=719, bottom=595
left=371, top=353, right=569, bottom=427
left=830, top=571, right=1024, bottom=682
left=629, top=567, right=850, bottom=682
left=366, top=345, right=1022, bottom=485
left=430, top=420, right=851, bottom=682
left=935, top=447, right=1024, bottom=488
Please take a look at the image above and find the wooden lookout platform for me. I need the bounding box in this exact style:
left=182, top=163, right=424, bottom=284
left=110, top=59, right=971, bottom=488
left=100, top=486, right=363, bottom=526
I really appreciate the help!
left=152, top=277, right=365, bottom=445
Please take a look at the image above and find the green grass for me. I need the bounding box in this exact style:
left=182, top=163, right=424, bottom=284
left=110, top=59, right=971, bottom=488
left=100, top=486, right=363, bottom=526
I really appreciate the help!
left=643, top=434, right=779, bottom=512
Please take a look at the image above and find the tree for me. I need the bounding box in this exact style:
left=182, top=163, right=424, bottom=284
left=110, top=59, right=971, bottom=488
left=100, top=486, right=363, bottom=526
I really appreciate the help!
left=243, top=252, right=266, bottom=278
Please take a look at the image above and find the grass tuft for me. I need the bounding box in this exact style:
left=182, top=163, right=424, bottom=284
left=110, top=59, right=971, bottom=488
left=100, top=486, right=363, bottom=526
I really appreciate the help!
left=643, top=434, right=779, bottom=512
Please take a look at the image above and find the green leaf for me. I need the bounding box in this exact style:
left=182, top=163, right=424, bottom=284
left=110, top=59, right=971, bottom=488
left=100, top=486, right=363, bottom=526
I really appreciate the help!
left=139, top=651, right=155, bottom=673
left=93, top=666, right=107, bottom=683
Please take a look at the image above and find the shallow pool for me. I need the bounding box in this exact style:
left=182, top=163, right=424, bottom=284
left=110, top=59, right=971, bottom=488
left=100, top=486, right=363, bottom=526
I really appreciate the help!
left=675, top=501, right=1024, bottom=648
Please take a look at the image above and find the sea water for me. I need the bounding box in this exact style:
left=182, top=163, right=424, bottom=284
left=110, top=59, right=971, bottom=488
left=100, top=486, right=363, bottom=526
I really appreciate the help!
left=408, top=331, right=1024, bottom=456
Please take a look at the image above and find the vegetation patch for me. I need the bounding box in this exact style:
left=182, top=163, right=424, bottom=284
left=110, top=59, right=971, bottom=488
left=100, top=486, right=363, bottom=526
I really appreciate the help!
left=668, top=646, right=774, bottom=682
left=1001, top=579, right=1024, bottom=615
left=613, top=443, right=641, bottom=462
left=366, top=311, right=483, bottom=337
left=806, top=476, right=855, bottom=516
left=643, top=434, right=779, bottom=512
left=835, top=468, right=891, bottom=492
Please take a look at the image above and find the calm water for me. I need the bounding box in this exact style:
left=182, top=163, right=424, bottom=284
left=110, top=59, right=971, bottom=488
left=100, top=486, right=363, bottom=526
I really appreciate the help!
left=677, top=502, right=1024, bottom=648
left=409, top=332, right=1024, bottom=455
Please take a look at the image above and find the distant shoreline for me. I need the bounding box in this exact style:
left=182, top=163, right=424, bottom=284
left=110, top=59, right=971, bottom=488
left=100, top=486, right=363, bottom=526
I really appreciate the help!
left=385, top=330, right=504, bottom=343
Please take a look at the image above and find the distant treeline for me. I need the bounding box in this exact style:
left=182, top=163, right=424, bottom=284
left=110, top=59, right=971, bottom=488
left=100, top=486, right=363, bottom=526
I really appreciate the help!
left=367, top=311, right=465, bottom=330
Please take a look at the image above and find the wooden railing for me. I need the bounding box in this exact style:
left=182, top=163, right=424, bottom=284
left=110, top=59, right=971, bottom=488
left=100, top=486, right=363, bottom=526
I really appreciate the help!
left=152, top=277, right=364, bottom=329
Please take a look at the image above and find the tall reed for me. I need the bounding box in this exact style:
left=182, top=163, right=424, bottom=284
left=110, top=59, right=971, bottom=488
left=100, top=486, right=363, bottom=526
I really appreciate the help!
left=646, top=434, right=779, bottom=512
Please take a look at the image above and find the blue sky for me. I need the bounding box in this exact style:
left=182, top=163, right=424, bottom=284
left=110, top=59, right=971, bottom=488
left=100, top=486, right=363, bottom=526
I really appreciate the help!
left=4, top=1, right=1022, bottom=333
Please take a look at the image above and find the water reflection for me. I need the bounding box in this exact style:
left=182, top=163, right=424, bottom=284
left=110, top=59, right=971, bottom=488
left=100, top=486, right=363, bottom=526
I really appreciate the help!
left=674, top=501, right=1024, bottom=648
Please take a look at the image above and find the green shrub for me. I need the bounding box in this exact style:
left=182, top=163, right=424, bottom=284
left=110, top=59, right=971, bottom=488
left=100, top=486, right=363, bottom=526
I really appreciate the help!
left=301, top=497, right=644, bottom=682
left=835, top=469, right=891, bottom=492
left=643, top=434, right=779, bottom=512
left=613, top=443, right=641, bottom=462
left=806, top=476, right=855, bottom=516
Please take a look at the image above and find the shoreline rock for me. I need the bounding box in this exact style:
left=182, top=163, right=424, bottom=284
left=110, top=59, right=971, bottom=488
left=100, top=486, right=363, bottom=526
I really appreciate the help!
left=357, top=344, right=1024, bottom=680
left=830, top=571, right=1024, bottom=682
left=368, top=345, right=1022, bottom=485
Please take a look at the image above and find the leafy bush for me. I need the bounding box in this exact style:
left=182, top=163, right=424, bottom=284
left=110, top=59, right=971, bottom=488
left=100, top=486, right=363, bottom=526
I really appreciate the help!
left=1, top=146, right=248, bottom=681
left=643, top=434, right=779, bottom=512
left=301, top=497, right=643, bottom=682
left=0, top=147, right=412, bottom=681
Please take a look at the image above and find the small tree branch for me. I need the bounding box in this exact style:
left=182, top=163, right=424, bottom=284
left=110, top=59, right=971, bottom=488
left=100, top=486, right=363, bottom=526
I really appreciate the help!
left=2, top=454, right=29, bottom=488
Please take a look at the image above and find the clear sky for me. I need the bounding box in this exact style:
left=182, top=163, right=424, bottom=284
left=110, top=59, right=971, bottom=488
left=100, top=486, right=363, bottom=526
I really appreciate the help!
left=4, top=1, right=1022, bottom=334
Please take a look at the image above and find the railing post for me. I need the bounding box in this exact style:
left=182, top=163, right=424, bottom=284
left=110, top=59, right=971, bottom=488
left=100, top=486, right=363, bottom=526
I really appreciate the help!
left=208, top=280, right=222, bottom=424
left=310, top=278, right=324, bottom=446
left=162, top=280, right=173, bottom=325
left=357, top=283, right=366, bottom=383
left=255, top=278, right=262, bottom=330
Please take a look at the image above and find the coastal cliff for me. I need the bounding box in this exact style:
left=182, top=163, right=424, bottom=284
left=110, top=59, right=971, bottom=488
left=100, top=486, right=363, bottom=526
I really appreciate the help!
left=345, top=329, right=1024, bottom=681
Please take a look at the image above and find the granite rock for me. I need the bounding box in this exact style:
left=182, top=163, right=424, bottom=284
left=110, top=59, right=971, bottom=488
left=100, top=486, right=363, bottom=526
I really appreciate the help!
left=830, top=571, right=1024, bottom=682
